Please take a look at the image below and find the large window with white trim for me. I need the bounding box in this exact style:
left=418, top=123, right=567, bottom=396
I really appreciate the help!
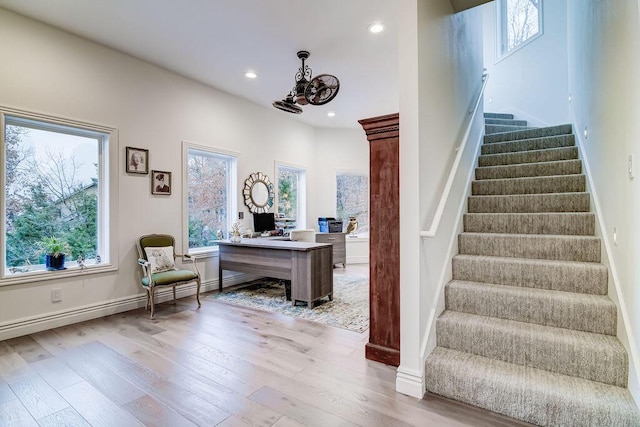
left=185, top=144, right=237, bottom=252
left=276, top=164, right=306, bottom=229
left=498, top=0, right=543, bottom=57
left=2, top=111, right=114, bottom=281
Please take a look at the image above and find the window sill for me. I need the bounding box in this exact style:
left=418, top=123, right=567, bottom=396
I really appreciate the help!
left=187, top=247, right=219, bottom=259
left=0, top=264, right=117, bottom=287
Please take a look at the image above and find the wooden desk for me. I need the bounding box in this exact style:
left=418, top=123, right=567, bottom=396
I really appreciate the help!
left=218, top=239, right=333, bottom=308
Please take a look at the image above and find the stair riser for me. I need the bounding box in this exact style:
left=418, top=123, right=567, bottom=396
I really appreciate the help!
left=468, top=193, right=590, bottom=213
left=436, top=314, right=628, bottom=386
left=478, top=147, right=579, bottom=167
left=445, top=283, right=616, bottom=334
left=484, top=124, right=573, bottom=144
left=472, top=175, right=585, bottom=195
left=481, top=134, right=575, bottom=155
left=486, top=124, right=533, bottom=134
left=484, top=112, right=514, bottom=119
left=459, top=234, right=601, bottom=262
left=485, top=118, right=528, bottom=126
left=452, top=255, right=608, bottom=294
left=463, top=213, right=595, bottom=235
left=475, top=160, right=582, bottom=180
left=425, top=348, right=640, bottom=427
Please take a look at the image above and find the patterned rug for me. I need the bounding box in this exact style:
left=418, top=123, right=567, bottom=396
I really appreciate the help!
left=211, top=274, right=369, bottom=333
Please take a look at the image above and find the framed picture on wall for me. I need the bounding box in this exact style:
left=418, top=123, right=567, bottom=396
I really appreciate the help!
left=151, top=170, right=171, bottom=195
left=126, top=146, right=149, bottom=174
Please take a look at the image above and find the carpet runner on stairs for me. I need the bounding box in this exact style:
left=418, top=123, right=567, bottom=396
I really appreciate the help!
left=424, top=113, right=640, bottom=426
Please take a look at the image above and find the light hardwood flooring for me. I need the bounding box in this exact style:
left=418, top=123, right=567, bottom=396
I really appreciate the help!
left=0, top=265, right=531, bottom=426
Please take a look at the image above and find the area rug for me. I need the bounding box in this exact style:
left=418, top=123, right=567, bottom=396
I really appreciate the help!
left=211, top=274, right=369, bottom=333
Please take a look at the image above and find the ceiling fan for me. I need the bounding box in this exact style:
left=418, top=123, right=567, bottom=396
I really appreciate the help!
left=273, top=51, right=340, bottom=114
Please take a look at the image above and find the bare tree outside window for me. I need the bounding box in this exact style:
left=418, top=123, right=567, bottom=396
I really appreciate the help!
left=336, top=173, right=369, bottom=237
left=4, top=121, right=101, bottom=270
left=502, top=0, right=541, bottom=54
left=187, top=148, right=234, bottom=249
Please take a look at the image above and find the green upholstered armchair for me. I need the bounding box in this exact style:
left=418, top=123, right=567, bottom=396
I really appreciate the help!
left=136, top=234, right=201, bottom=319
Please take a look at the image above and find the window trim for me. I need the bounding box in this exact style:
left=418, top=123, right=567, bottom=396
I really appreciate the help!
left=275, top=161, right=307, bottom=229
left=496, top=0, right=544, bottom=62
left=0, top=106, right=119, bottom=286
left=181, top=141, right=238, bottom=256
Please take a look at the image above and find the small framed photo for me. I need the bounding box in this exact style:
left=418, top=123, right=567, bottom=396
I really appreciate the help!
left=126, top=147, right=149, bottom=174
left=151, top=170, right=171, bottom=195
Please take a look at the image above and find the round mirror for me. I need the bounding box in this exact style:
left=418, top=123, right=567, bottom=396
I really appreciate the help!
left=251, top=181, right=269, bottom=206
left=243, top=172, right=274, bottom=213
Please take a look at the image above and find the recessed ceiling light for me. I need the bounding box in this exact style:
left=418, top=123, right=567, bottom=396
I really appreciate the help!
left=327, top=112, right=336, bottom=117
left=368, top=23, right=384, bottom=34
left=245, top=71, right=257, bottom=79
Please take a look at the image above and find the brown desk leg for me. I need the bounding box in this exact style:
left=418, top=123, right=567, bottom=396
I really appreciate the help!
left=219, top=268, right=223, bottom=292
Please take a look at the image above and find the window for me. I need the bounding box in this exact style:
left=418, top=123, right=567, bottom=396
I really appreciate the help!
left=184, top=144, right=237, bottom=252
left=498, top=0, right=543, bottom=57
left=276, top=164, right=306, bottom=229
left=336, top=173, right=369, bottom=237
left=2, top=110, right=115, bottom=282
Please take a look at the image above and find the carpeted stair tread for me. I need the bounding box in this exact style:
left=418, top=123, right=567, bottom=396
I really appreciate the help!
left=459, top=232, right=600, bottom=262
left=475, top=160, right=582, bottom=180
left=484, top=112, right=515, bottom=119
left=478, top=146, right=579, bottom=167
left=463, top=213, right=595, bottom=235
left=452, top=254, right=608, bottom=294
left=486, top=124, right=536, bottom=134
left=472, top=174, right=585, bottom=195
left=481, top=134, right=575, bottom=155
left=436, top=310, right=628, bottom=386
left=485, top=118, right=528, bottom=126
left=468, top=192, right=590, bottom=213
left=484, top=124, right=573, bottom=144
left=425, top=347, right=640, bottom=426
left=445, top=280, right=616, bottom=334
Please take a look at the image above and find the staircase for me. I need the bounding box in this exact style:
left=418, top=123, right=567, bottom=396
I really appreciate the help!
left=424, top=113, right=640, bottom=426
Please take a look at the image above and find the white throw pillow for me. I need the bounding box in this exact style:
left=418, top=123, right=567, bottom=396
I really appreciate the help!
left=144, top=246, right=177, bottom=273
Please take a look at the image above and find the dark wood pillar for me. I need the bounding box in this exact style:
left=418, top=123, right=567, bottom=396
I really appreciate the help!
left=358, top=113, right=400, bottom=367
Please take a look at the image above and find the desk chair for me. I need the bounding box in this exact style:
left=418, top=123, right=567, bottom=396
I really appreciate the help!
left=136, top=234, right=201, bottom=319
left=289, top=229, right=316, bottom=242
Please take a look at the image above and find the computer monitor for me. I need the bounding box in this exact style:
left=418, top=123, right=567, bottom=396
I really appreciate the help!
left=253, top=212, right=276, bottom=233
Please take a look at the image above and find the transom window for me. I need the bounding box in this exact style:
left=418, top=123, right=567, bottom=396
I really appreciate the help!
left=498, top=0, right=543, bottom=57
left=2, top=111, right=114, bottom=281
left=184, top=144, right=237, bottom=252
left=336, top=172, right=369, bottom=237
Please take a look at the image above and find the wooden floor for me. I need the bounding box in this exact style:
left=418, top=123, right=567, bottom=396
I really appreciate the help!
left=0, top=265, right=531, bottom=426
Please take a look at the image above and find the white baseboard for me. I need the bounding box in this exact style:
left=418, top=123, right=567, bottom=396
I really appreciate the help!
left=346, top=256, right=369, bottom=265
left=396, top=366, right=425, bottom=398
left=0, top=272, right=254, bottom=341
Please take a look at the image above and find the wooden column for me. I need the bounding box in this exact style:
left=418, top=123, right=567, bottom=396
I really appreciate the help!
left=358, top=113, right=400, bottom=367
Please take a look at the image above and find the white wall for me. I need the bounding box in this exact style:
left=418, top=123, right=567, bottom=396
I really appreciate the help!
left=0, top=9, right=364, bottom=337
left=566, top=0, right=640, bottom=403
left=482, top=0, right=570, bottom=126
left=397, top=0, right=484, bottom=398
left=313, top=128, right=370, bottom=264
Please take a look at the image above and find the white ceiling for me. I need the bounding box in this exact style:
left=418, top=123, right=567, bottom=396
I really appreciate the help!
left=0, top=0, right=400, bottom=129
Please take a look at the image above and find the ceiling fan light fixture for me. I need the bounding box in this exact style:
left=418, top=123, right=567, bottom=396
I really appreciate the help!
left=272, top=50, right=340, bottom=114
left=272, top=94, right=302, bottom=114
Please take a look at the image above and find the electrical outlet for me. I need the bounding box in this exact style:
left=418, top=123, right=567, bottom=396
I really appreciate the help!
left=613, top=227, right=618, bottom=246
left=51, top=288, right=62, bottom=302
left=629, top=154, right=635, bottom=180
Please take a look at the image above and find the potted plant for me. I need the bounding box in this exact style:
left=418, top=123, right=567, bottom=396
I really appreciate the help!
left=38, top=236, right=70, bottom=271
